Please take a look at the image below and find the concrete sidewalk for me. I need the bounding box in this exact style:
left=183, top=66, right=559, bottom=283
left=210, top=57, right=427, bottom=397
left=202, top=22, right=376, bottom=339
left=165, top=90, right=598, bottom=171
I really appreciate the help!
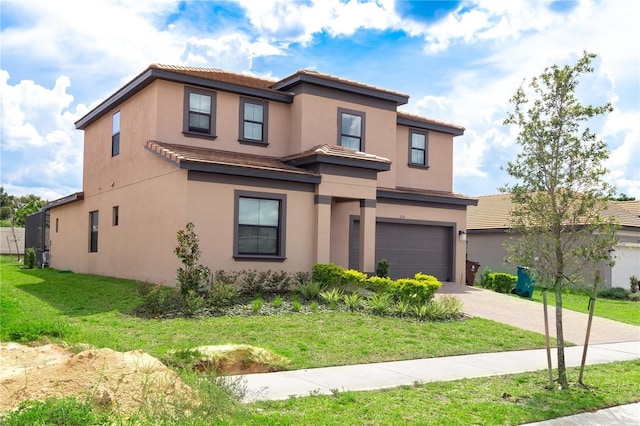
left=239, top=341, right=640, bottom=402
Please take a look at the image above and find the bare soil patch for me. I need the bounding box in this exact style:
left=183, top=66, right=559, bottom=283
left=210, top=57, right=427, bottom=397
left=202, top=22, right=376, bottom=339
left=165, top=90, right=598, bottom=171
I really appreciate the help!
left=0, top=342, right=197, bottom=416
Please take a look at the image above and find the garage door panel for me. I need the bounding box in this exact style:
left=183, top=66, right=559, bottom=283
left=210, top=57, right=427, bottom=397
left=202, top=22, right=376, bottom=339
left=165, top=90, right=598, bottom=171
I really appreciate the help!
left=350, top=220, right=453, bottom=281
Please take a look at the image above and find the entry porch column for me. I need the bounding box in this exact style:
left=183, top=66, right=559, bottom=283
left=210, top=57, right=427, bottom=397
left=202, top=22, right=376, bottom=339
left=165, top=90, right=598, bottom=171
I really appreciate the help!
left=314, top=195, right=332, bottom=265
left=359, top=199, right=376, bottom=274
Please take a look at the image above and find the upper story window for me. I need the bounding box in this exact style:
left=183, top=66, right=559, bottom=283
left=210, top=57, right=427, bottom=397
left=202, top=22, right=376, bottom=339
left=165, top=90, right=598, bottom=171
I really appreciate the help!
left=338, top=108, right=365, bottom=151
left=239, top=97, right=269, bottom=144
left=183, top=87, right=216, bottom=138
left=112, top=111, right=120, bottom=157
left=409, top=130, right=428, bottom=167
left=234, top=191, right=286, bottom=259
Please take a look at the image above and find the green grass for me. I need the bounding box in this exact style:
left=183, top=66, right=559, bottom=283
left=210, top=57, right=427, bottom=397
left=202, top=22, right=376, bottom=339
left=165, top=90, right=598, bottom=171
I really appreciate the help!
left=528, top=287, right=640, bottom=326
left=0, top=259, right=554, bottom=368
left=237, top=360, right=640, bottom=425
left=2, top=257, right=638, bottom=425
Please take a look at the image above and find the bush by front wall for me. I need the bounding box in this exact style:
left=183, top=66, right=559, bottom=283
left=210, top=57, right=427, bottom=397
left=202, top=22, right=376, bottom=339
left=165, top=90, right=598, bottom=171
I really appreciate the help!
left=488, top=272, right=517, bottom=294
left=393, top=274, right=442, bottom=304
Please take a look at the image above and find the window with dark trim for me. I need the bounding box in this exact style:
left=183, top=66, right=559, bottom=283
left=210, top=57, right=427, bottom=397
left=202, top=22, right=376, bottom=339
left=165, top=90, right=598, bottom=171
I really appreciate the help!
left=89, top=211, right=99, bottom=253
left=409, top=129, right=428, bottom=167
left=338, top=108, right=365, bottom=151
left=112, top=206, right=119, bottom=226
left=183, top=87, right=216, bottom=138
left=234, top=191, right=286, bottom=259
left=112, top=111, right=120, bottom=157
left=239, top=97, right=268, bottom=144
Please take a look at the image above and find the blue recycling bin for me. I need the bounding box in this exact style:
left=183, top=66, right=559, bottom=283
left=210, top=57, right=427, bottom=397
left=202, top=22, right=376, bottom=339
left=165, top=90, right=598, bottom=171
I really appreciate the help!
left=515, top=266, right=535, bottom=298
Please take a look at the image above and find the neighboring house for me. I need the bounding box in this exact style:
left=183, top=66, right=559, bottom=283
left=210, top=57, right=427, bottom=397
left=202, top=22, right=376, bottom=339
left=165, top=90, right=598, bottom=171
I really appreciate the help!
left=467, top=194, right=640, bottom=290
left=42, top=65, right=477, bottom=285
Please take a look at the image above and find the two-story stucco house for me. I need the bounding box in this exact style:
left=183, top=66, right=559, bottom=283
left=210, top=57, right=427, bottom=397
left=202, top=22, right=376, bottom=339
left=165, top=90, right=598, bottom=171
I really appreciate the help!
left=44, top=65, right=477, bottom=284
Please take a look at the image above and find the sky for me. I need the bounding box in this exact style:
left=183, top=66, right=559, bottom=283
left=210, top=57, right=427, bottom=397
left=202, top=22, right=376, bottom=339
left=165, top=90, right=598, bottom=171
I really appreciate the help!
left=1, top=0, right=639, bottom=201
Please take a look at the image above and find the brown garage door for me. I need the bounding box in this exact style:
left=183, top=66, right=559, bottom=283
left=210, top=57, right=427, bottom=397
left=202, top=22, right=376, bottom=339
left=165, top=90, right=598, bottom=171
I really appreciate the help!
left=350, top=220, right=453, bottom=281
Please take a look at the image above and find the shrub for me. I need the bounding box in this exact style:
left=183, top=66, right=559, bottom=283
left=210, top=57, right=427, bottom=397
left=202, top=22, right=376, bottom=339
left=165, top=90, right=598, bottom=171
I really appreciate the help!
left=175, top=222, right=210, bottom=296
left=367, top=292, right=393, bottom=315
left=630, top=276, right=639, bottom=294
left=479, top=267, right=493, bottom=288
left=376, top=259, right=390, bottom=278
left=393, top=299, right=411, bottom=317
left=206, top=280, right=238, bottom=308
left=366, top=276, right=394, bottom=293
left=137, top=282, right=178, bottom=315
left=252, top=295, right=264, bottom=313
left=24, top=247, right=36, bottom=269
left=292, top=271, right=311, bottom=286
left=320, top=288, right=343, bottom=309
left=238, top=270, right=271, bottom=295
left=312, top=263, right=343, bottom=287
left=430, top=296, right=464, bottom=321
left=629, top=292, right=640, bottom=302
left=267, top=270, right=292, bottom=294
left=392, top=273, right=442, bottom=304
left=342, top=292, right=363, bottom=311
left=598, top=287, right=629, bottom=300
left=489, top=272, right=517, bottom=294
left=340, top=269, right=368, bottom=288
left=296, top=280, right=326, bottom=301
left=183, top=290, right=205, bottom=317
left=272, top=295, right=284, bottom=309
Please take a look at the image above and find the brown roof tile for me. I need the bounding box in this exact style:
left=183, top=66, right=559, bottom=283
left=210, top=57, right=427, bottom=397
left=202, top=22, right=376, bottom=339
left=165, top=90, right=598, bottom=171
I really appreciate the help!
left=468, top=194, right=640, bottom=230
left=397, top=111, right=465, bottom=132
left=145, top=141, right=320, bottom=178
left=283, top=144, right=391, bottom=164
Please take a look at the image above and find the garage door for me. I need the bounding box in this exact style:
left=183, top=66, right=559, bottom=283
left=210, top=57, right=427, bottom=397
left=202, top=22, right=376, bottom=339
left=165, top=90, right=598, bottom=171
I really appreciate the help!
left=611, top=244, right=640, bottom=290
left=350, top=220, right=453, bottom=281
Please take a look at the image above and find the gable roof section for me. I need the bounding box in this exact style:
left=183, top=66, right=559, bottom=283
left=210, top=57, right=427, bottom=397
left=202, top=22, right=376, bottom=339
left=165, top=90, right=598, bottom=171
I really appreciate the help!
left=272, top=69, right=410, bottom=106
left=284, top=144, right=391, bottom=171
left=468, top=194, right=640, bottom=231
left=397, top=111, right=465, bottom=136
left=145, top=141, right=321, bottom=184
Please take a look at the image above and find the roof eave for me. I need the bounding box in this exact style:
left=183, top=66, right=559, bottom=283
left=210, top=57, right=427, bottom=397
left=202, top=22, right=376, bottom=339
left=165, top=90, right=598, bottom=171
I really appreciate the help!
left=286, top=154, right=391, bottom=172
left=377, top=189, right=478, bottom=206
left=397, top=116, right=464, bottom=136
left=272, top=73, right=409, bottom=106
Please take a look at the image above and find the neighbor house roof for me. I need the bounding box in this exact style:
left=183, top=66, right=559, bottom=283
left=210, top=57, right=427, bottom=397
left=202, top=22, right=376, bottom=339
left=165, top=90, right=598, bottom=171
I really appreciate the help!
left=468, top=194, right=640, bottom=231
left=145, top=141, right=321, bottom=184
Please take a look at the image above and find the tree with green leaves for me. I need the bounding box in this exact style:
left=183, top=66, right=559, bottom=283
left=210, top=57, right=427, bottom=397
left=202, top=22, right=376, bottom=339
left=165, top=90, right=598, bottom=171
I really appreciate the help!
left=502, top=52, right=619, bottom=389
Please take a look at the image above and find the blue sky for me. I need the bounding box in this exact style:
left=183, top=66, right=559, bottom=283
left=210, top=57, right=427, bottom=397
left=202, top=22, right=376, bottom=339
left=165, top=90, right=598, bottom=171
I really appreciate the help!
left=1, top=0, right=638, bottom=200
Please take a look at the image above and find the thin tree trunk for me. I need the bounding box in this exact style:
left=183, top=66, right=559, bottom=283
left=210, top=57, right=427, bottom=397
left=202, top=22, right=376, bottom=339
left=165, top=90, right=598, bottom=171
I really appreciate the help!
left=578, top=270, right=600, bottom=385
left=10, top=224, right=20, bottom=262
left=542, top=288, right=554, bottom=388
left=555, top=279, right=568, bottom=388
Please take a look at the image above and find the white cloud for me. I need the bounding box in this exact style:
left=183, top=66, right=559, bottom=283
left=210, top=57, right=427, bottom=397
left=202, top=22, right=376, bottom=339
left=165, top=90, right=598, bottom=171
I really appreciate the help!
left=182, top=34, right=286, bottom=69
left=0, top=70, right=87, bottom=199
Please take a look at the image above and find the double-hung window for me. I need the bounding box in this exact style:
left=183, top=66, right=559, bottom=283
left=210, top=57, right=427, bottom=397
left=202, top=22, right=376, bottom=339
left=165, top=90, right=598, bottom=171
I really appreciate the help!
left=235, top=191, right=286, bottom=259
left=89, top=211, right=99, bottom=253
left=183, top=87, right=216, bottom=138
left=409, top=130, right=428, bottom=167
left=112, top=111, right=120, bottom=157
left=338, top=108, right=365, bottom=151
left=240, top=98, right=268, bottom=144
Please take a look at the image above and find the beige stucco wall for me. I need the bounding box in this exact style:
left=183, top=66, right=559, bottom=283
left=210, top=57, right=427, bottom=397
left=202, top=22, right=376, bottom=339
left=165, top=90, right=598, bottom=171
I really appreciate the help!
left=466, top=232, right=513, bottom=281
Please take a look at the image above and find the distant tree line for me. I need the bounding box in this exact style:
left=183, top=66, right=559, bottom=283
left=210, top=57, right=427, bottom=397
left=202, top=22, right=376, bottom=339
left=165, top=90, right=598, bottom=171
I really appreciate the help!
left=0, top=187, right=46, bottom=227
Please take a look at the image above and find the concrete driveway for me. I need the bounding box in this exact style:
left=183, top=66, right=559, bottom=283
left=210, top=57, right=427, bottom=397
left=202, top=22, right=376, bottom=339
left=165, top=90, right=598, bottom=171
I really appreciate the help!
left=437, top=282, right=639, bottom=344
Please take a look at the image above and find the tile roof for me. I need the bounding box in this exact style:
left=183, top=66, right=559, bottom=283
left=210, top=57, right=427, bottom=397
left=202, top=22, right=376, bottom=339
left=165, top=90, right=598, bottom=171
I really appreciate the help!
left=286, top=69, right=410, bottom=99
left=397, top=111, right=465, bottom=133
left=150, top=64, right=283, bottom=94
left=283, top=144, right=391, bottom=165
left=468, top=194, right=640, bottom=230
left=145, top=141, right=320, bottom=179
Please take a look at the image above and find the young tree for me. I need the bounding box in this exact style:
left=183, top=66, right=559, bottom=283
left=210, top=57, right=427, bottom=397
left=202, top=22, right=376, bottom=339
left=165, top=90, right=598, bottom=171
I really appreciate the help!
left=502, top=52, right=618, bottom=388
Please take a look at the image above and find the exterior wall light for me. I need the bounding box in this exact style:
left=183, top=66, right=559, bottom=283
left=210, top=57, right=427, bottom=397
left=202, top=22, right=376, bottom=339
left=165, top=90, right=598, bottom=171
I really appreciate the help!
left=458, top=230, right=467, bottom=241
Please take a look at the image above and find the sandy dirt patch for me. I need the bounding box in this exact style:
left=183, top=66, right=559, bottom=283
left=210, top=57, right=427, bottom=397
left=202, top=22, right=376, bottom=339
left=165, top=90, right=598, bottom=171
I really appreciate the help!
left=0, top=342, right=197, bottom=416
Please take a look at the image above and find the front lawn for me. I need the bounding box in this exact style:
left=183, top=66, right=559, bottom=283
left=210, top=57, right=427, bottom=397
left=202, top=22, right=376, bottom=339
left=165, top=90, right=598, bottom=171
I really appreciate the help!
left=529, top=287, right=640, bottom=326
left=1, top=259, right=552, bottom=368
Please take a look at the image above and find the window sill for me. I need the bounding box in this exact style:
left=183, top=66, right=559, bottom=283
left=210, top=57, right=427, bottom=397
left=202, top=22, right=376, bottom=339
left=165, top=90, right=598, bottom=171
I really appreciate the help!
left=408, top=163, right=430, bottom=170
left=234, top=254, right=286, bottom=262
left=183, top=131, right=217, bottom=140
left=238, top=139, right=269, bottom=147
